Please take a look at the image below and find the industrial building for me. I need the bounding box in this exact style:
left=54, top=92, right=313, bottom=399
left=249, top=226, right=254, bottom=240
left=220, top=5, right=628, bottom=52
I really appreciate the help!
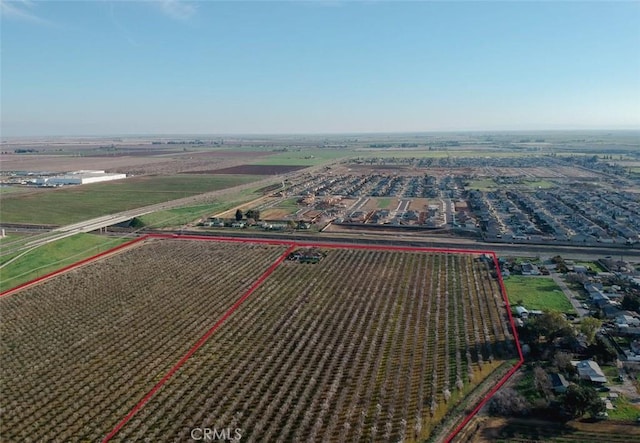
left=34, top=170, right=127, bottom=186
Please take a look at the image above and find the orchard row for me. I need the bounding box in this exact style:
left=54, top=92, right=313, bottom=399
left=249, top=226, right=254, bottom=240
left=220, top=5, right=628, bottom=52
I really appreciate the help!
left=0, top=238, right=516, bottom=442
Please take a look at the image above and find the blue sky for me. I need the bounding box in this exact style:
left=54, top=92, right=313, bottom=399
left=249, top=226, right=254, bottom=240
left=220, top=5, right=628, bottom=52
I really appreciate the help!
left=2, top=0, right=639, bottom=136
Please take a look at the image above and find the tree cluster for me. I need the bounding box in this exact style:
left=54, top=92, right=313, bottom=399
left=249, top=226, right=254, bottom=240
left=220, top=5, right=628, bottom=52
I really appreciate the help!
left=235, top=208, right=261, bottom=222
left=518, top=311, right=574, bottom=348
left=488, top=388, right=529, bottom=417
left=561, top=384, right=605, bottom=419
left=621, top=294, right=640, bottom=313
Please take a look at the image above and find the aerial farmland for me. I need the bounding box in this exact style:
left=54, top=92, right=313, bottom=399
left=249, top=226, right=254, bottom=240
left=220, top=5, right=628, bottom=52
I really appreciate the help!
left=1, top=133, right=639, bottom=443
left=0, top=236, right=519, bottom=442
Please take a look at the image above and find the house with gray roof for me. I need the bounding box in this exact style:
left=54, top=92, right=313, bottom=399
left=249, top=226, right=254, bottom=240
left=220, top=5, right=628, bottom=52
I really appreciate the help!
left=573, top=360, right=607, bottom=384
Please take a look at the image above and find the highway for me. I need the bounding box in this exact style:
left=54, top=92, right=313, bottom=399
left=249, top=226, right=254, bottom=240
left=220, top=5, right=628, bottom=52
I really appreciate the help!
left=2, top=157, right=639, bottom=264
left=0, top=162, right=342, bottom=259
left=0, top=174, right=288, bottom=259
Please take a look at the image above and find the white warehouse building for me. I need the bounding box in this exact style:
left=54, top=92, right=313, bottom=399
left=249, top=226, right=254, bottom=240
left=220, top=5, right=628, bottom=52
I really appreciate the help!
left=35, top=171, right=127, bottom=186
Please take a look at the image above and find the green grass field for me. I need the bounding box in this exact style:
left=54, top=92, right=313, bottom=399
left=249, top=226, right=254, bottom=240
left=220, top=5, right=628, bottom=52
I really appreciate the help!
left=136, top=203, right=229, bottom=228
left=0, top=174, right=262, bottom=226
left=523, top=179, right=556, bottom=189
left=466, top=178, right=497, bottom=191
left=515, top=369, right=547, bottom=402
left=253, top=148, right=353, bottom=166
left=504, top=275, right=575, bottom=314
left=465, top=178, right=554, bottom=191
left=353, top=149, right=531, bottom=159
left=272, top=197, right=300, bottom=211
left=607, top=395, right=640, bottom=421
left=0, top=232, right=32, bottom=243
left=0, top=233, right=131, bottom=293
left=0, top=187, right=32, bottom=195
left=137, top=186, right=266, bottom=228
left=512, top=257, right=542, bottom=265
left=575, top=261, right=607, bottom=273
left=376, top=197, right=393, bottom=209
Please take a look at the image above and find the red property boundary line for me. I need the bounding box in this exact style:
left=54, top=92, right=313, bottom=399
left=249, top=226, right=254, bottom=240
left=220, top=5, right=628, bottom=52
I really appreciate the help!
left=443, top=251, right=524, bottom=443
left=101, top=243, right=296, bottom=442
left=1, top=233, right=523, bottom=442
left=146, top=232, right=498, bottom=256
left=0, top=236, right=147, bottom=298
left=138, top=235, right=524, bottom=442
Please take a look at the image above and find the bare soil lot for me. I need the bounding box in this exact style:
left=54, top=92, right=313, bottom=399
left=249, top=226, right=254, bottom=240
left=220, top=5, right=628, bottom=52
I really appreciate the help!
left=460, top=417, right=640, bottom=442
left=194, top=164, right=307, bottom=175
left=0, top=149, right=274, bottom=176
left=345, top=164, right=601, bottom=180
left=0, top=153, right=169, bottom=174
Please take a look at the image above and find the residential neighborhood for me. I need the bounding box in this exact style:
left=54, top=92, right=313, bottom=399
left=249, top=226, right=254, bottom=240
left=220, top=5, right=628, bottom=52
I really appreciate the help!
left=191, top=154, right=640, bottom=251
left=498, top=251, right=640, bottom=426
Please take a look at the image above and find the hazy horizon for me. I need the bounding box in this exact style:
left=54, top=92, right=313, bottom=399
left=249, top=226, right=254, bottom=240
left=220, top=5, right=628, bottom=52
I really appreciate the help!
left=2, top=1, right=639, bottom=137
left=3, top=128, right=640, bottom=142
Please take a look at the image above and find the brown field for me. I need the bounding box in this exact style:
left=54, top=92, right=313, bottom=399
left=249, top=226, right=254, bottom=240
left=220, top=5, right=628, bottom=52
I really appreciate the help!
left=361, top=197, right=399, bottom=211
left=359, top=197, right=432, bottom=213
left=457, top=417, right=640, bottom=443
left=261, top=208, right=295, bottom=219
left=345, top=164, right=601, bottom=179
left=0, top=237, right=518, bottom=442
left=301, top=209, right=323, bottom=220
left=408, top=198, right=432, bottom=211
left=196, top=164, right=308, bottom=175
left=347, top=164, right=429, bottom=176
left=0, top=149, right=274, bottom=176
left=0, top=153, right=169, bottom=174
left=82, top=149, right=187, bottom=157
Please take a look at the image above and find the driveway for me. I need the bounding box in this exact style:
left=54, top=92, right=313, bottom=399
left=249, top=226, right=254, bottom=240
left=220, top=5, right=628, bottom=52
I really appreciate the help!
left=550, top=272, right=589, bottom=317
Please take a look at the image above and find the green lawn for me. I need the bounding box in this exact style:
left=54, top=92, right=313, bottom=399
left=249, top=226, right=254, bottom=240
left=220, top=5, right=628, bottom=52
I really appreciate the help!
left=0, top=186, right=32, bottom=195
left=504, top=275, right=575, bottom=314
left=253, top=148, right=352, bottom=166
left=607, top=395, right=640, bottom=421
left=600, top=365, right=623, bottom=383
left=523, top=179, right=556, bottom=189
left=0, top=232, right=32, bottom=243
left=0, top=233, right=131, bottom=293
left=137, top=186, right=265, bottom=228
left=515, top=369, right=546, bottom=402
left=254, top=147, right=534, bottom=166
left=136, top=203, right=229, bottom=228
left=273, top=197, right=301, bottom=211
left=465, top=179, right=497, bottom=191
left=575, top=261, right=607, bottom=273
left=512, top=257, right=542, bottom=265
left=376, top=197, right=392, bottom=209
left=354, top=149, right=531, bottom=159
left=0, top=174, right=262, bottom=225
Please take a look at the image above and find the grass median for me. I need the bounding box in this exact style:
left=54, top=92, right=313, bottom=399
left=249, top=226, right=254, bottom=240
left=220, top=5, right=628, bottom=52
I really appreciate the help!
left=0, top=233, right=131, bottom=293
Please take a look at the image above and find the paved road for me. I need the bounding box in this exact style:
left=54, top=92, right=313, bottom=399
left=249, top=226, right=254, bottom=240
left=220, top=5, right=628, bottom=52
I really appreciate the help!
left=0, top=161, right=347, bottom=258
left=319, top=226, right=640, bottom=259
left=550, top=272, right=589, bottom=317
left=0, top=173, right=305, bottom=258
left=158, top=228, right=640, bottom=262
left=3, top=156, right=639, bottom=263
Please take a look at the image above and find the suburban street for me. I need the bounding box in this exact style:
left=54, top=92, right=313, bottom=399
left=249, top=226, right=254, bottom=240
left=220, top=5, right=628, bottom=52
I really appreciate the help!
left=551, top=272, right=590, bottom=317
